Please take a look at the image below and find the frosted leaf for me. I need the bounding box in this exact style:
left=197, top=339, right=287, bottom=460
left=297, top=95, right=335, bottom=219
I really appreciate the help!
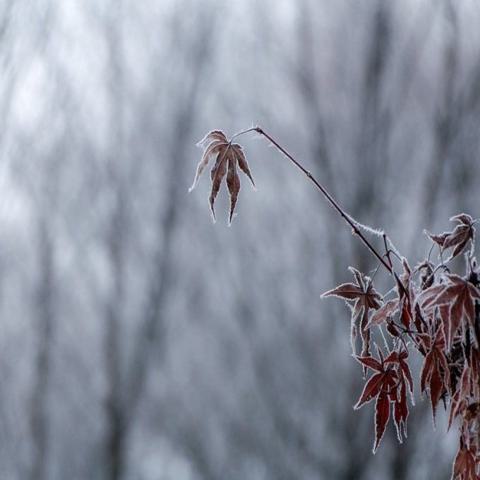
left=190, top=130, right=255, bottom=223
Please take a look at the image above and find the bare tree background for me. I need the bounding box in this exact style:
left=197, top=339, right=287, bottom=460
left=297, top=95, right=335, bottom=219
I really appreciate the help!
left=0, top=0, right=479, bottom=479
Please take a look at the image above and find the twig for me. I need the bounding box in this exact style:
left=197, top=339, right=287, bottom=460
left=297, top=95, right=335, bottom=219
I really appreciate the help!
left=234, top=126, right=408, bottom=296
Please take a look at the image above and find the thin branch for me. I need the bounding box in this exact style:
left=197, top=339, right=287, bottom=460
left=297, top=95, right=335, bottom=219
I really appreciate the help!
left=234, top=126, right=408, bottom=294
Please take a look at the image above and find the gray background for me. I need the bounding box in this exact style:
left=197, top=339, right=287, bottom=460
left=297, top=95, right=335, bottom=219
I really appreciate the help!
left=0, top=0, right=478, bottom=479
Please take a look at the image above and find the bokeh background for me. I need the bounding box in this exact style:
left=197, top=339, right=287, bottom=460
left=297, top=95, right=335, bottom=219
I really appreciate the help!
left=1, top=0, right=479, bottom=479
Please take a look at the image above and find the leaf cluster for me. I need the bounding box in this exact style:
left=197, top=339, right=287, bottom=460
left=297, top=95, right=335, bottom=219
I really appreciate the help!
left=324, top=218, right=480, bottom=479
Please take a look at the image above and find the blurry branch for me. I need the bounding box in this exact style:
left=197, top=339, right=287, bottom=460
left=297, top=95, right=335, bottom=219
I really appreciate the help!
left=293, top=0, right=346, bottom=284
left=0, top=0, right=16, bottom=149
left=125, top=7, right=221, bottom=416
left=394, top=1, right=440, bottom=117
left=359, top=0, right=391, bottom=211
left=0, top=1, right=55, bottom=147
left=102, top=2, right=130, bottom=479
left=418, top=0, right=460, bottom=229
left=294, top=0, right=332, bottom=188
left=96, top=3, right=223, bottom=479
left=30, top=215, right=55, bottom=480
left=0, top=0, right=14, bottom=39
left=25, top=7, right=61, bottom=480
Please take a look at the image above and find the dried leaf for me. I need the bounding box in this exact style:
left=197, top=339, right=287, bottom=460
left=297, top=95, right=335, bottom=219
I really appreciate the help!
left=427, top=214, right=476, bottom=261
left=374, top=393, right=390, bottom=453
left=190, top=130, right=255, bottom=223
left=323, top=269, right=382, bottom=355
left=452, top=446, right=477, bottom=480
left=427, top=274, right=480, bottom=349
left=369, top=299, right=399, bottom=326
left=420, top=328, right=450, bottom=422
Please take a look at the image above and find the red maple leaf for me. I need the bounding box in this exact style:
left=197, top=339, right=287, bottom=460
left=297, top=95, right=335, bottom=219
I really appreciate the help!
left=355, top=350, right=411, bottom=451
left=385, top=350, right=413, bottom=441
left=448, top=349, right=480, bottom=430
left=425, top=275, right=480, bottom=350
left=385, top=350, right=413, bottom=396
left=189, top=130, right=255, bottom=224
left=452, top=445, right=478, bottom=480
left=323, top=268, right=382, bottom=356
left=369, top=299, right=399, bottom=327
left=427, top=214, right=476, bottom=261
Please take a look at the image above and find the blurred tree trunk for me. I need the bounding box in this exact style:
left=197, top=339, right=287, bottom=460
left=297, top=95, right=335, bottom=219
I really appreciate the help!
left=30, top=216, right=54, bottom=480
left=126, top=6, right=219, bottom=417
left=103, top=2, right=128, bottom=479
left=101, top=4, right=219, bottom=479
left=418, top=0, right=459, bottom=230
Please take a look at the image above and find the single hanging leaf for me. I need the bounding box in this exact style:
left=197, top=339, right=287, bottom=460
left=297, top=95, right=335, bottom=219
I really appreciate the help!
left=190, top=130, right=255, bottom=223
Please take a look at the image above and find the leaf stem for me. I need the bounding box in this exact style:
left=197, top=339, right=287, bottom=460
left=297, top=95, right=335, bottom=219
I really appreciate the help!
left=230, top=127, right=258, bottom=142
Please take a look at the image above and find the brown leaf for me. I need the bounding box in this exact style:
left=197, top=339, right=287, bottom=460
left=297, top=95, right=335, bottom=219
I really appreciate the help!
left=190, top=130, right=255, bottom=223
left=427, top=214, right=476, bottom=261
left=354, top=351, right=402, bottom=453
left=226, top=153, right=240, bottom=223
left=355, top=372, right=385, bottom=409
left=420, top=328, right=450, bottom=422
left=356, top=356, right=384, bottom=372
left=190, top=130, right=228, bottom=192
left=323, top=268, right=382, bottom=355
left=393, top=379, right=409, bottom=442
left=385, top=350, right=413, bottom=396
left=369, top=299, right=399, bottom=326
left=427, top=275, right=480, bottom=349
left=452, top=446, right=477, bottom=480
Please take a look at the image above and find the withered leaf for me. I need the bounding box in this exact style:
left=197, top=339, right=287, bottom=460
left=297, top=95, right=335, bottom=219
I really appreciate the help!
left=190, top=130, right=255, bottom=224
left=420, top=327, right=450, bottom=422
left=452, top=446, right=477, bottom=480
left=322, top=268, right=382, bottom=356
left=425, top=274, right=480, bottom=350
left=369, top=299, right=399, bottom=327
left=354, top=348, right=414, bottom=451
left=427, top=214, right=476, bottom=261
left=374, top=393, right=391, bottom=453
